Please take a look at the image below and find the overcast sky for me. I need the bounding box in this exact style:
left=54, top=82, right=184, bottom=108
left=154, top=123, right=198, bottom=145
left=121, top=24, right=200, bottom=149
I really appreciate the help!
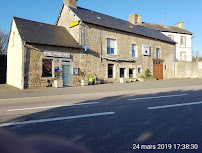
left=0, top=0, right=201, bottom=55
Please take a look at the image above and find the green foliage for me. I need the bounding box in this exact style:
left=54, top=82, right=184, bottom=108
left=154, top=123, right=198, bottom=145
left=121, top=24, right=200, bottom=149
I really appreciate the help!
left=139, top=69, right=156, bottom=79
left=54, top=69, right=64, bottom=80
left=88, top=75, right=96, bottom=82
left=145, top=69, right=150, bottom=77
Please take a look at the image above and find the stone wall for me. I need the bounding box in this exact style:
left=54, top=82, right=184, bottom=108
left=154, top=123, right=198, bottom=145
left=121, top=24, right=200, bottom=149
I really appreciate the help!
left=24, top=44, right=85, bottom=88
left=175, top=62, right=202, bottom=78
left=78, top=22, right=175, bottom=82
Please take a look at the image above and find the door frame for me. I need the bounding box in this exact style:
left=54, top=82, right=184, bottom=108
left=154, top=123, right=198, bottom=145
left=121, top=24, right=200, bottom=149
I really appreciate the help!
left=61, top=59, right=72, bottom=86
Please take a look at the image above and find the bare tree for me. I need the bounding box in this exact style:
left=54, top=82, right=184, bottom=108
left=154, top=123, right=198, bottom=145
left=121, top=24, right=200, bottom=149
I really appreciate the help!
left=0, top=29, right=9, bottom=55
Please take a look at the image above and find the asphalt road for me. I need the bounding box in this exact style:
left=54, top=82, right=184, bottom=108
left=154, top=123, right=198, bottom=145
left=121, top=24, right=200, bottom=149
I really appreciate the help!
left=0, top=87, right=202, bottom=153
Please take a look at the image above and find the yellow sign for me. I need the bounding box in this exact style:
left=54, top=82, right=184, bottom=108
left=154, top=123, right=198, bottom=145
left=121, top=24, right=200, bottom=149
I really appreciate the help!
left=69, top=21, right=79, bottom=28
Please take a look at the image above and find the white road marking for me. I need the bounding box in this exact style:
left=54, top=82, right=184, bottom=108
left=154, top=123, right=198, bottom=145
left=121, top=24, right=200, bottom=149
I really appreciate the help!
left=127, top=94, right=187, bottom=101
left=148, top=101, right=202, bottom=110
left=7, top=102, right=100, bottom=112
left=0, top=112, right=115, bottom=127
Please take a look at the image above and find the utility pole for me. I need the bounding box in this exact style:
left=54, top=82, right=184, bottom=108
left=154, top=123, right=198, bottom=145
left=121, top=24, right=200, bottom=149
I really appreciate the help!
left=161, top=14, right=164, bottom=24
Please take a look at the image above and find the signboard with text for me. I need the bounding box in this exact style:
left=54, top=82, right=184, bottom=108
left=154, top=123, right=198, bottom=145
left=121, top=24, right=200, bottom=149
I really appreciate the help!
left=69, top=21, right=79, bottom=28
left=43, top=52, right=71, bottom=58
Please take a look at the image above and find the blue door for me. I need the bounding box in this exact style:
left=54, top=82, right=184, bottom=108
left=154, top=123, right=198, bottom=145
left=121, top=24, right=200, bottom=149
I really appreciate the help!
left=62, top=65, right=71, bottom=86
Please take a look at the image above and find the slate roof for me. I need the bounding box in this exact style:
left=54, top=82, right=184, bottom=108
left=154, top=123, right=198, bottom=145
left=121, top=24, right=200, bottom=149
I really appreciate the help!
left=14, top=17, right=81, bottom=48
left=69, top=7, right=176, bottom=44
left=142, top=22, right=193, bottom=35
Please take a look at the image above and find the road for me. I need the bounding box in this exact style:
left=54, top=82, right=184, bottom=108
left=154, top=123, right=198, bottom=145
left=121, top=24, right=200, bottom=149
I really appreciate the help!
left=0, top=85, right=202, bottom=152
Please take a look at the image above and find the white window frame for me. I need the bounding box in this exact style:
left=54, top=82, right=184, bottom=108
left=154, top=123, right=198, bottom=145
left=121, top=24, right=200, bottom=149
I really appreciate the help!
left=180, top=51, right=186, bottom=61
left=180, top=36, right=186, bottom=46
left=107, top=38, right=116, bottom=55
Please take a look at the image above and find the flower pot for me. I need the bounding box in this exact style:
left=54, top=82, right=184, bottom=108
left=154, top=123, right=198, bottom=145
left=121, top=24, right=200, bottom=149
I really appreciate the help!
left=54, top=80, right=63, bottom=88
left=81, top=79, right=88, bottom=86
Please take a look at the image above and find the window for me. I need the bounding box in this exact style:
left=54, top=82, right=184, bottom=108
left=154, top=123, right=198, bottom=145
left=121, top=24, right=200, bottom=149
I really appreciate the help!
left=108, top=64, right=114, bottom=78
left=120, top=68, right=125, bottom=78
left=132, top=44, right=137, bottom=57
left=156, top=48, right=160, bottom=59
left=180, top=36, right=186, bottom=46
left=129, top=69, right=135, bottom=78
left=12, top=32, right=15, bottom=46
left=107, top=39, right=116, bottom=54
left=138, top=68, right=141, bottom=73
left=180, top=52, right=186, bottom=61
left=42, top=59, right=53, bottom=77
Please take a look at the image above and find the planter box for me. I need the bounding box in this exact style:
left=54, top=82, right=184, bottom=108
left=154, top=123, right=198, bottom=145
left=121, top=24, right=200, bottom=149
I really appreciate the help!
left=138, top=78, right=157, bottom=82
left=54, top=80, right=63, bottom=88
left=81, top=79, right=88, bottom=86
left=120, top=78, right=127, bottom=83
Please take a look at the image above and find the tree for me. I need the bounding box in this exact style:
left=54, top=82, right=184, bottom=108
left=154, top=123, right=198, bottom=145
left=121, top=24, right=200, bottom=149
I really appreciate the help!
left=0, top=29, right=9, bottom=55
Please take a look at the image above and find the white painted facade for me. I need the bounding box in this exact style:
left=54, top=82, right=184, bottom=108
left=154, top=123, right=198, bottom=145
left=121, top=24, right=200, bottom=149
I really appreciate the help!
left=7, top=19, right=24, bottom=89
left=161, top=32, right=192, bottom=62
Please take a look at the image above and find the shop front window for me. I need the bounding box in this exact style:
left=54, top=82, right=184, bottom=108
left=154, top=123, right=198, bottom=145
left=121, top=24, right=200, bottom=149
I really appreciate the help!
left=120, top=68, right=125, bottom=78
left=108, top=64, right=114, bottom=78
left=42, top=59, right=53, bottom=77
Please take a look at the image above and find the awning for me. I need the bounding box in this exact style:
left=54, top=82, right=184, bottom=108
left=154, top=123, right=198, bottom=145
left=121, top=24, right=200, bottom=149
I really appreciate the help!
left=102, top=56, right=135, bottom=62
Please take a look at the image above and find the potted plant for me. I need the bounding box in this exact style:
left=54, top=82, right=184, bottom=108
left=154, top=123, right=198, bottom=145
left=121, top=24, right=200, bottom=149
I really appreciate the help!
left=54, top=69, right=64, bottom=88
left=138, top=69, right=157, bottom=82
left=79, top=70, right=88, bottom=86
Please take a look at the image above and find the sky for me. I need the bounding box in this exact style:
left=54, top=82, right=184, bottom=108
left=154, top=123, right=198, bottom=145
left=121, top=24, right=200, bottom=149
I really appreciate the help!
left=0, top=0, right=201, bottom=55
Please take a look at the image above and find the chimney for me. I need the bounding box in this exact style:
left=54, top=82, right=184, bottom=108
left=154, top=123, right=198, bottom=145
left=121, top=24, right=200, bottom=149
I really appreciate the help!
left=63, top=0, right=77, bottom=8
left=129, top=13, right=142, bottom=25
left=174, top=21, right=184, bottom=29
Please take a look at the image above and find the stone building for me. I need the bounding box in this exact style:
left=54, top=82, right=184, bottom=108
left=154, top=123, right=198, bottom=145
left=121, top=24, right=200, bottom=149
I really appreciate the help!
left=56, top=0, right=176, bottom=82
left=7, top=17, right=83, bottom=89
left=7, top=0, right=176, bottom=89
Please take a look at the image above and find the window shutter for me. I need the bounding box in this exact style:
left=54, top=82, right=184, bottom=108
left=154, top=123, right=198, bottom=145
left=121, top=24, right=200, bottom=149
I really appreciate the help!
left=132, top=44, right=136, bottom=51
left=107, top=39, right=111, bottom=48
left=110, top=39, right=115, bottom=48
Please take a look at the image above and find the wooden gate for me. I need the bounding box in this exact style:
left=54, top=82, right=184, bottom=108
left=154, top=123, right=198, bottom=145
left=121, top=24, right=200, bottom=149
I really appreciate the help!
left=153, top=59, right=164, bottom=80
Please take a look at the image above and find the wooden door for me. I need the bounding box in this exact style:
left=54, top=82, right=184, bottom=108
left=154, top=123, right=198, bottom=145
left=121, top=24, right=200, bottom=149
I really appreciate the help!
left=153, top=59, right=163, bottom=80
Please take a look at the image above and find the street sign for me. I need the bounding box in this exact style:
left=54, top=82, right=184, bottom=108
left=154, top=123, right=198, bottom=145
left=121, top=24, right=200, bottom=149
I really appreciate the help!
left=84, top=46, right=87, bottom=52
left=69, top=21, right=79, bottom=28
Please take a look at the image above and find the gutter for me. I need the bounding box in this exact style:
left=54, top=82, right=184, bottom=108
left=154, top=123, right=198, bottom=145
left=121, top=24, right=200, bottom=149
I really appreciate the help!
left=100, top=30, right=102, bottom=63
left=173, top=45, right=176, bottom=78
left=22, top=41, right=26, bottom=89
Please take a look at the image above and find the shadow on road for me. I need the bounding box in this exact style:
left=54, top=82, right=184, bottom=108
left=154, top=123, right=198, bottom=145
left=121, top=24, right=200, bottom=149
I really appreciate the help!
left=1, top=89, right=202, bottom=153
